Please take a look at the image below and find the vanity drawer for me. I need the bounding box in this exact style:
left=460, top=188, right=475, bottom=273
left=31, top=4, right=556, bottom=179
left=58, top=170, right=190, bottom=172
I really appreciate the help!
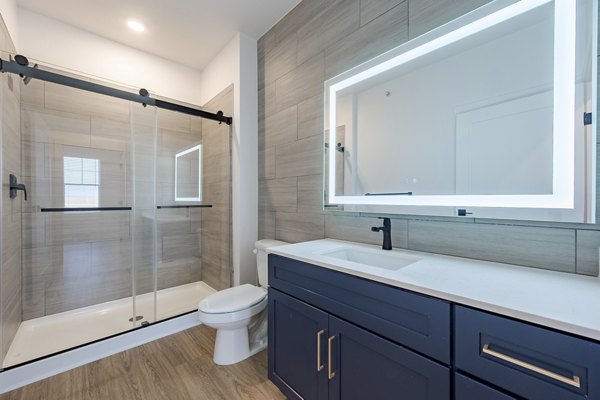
left=455, top=306, right=600, bottom=400
left=455, top=373, right=517, bottom=400
left=268, top=254, right=451, bottom=363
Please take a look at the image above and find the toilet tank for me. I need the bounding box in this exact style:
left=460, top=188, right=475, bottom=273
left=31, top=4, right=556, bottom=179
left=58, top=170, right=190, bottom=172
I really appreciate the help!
left=255, top=239, right=288, bottom=287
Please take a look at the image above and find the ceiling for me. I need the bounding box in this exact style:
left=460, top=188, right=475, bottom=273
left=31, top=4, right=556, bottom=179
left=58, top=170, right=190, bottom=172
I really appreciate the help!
left=17, top=0, right=301, bottom=70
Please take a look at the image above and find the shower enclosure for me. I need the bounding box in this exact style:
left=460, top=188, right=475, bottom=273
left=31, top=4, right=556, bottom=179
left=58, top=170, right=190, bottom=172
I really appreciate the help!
left=0, top=54, right=233, bottom=369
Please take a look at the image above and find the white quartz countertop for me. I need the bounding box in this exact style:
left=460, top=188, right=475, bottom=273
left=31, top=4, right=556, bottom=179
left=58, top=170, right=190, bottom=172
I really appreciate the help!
left=268, top=239, right=600, bottom=341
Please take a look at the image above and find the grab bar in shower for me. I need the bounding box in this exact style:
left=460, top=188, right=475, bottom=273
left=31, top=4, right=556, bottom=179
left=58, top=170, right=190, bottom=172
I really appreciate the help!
left=41, top=207, right=132, bottom=212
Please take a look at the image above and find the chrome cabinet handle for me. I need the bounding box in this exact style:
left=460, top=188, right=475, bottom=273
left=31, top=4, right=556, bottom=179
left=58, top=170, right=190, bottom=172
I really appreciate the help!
left=316, top=330, right=325, bottom=372
left=482, top=344, right=581, bottom=388
left=328, top=336, right=336, bottom=380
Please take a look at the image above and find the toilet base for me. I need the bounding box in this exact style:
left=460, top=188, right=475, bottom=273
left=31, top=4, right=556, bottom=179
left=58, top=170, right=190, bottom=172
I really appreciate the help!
left=213, top=327, right=267, bottom=365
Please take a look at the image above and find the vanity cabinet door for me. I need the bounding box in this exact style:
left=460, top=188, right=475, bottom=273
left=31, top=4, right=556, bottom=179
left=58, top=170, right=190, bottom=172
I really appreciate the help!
left=268, top=289, right=329, bottom=400
left=328, top=316, right=450, bottom=400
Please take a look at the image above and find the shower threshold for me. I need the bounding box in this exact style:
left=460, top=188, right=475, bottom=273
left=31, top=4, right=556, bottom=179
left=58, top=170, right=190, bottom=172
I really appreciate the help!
left=3, top=281, right=215, bottom=368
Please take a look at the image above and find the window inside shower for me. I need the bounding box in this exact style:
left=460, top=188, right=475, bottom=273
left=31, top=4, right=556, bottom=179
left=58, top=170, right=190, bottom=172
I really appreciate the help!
left=63, top=157, right=100, bottom=208
left=0, top=57, right=233, bottom=369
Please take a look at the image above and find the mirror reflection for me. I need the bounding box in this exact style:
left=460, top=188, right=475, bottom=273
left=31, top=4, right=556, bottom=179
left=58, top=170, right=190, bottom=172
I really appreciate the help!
left=325, top=0, right=595, bottom=222
left=175, top=144, right=202, bottom=201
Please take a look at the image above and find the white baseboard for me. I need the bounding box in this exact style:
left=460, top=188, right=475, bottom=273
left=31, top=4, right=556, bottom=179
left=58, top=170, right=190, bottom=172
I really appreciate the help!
left=0, top=313, right=201, bottom=394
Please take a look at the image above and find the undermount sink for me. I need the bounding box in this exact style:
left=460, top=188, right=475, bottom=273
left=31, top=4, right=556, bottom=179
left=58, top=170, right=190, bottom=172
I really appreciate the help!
left=319, top=247, right=421, bottom=271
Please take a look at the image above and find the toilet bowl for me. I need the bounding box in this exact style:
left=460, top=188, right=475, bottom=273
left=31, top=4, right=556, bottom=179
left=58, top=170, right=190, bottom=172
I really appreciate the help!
left=198, top=239, right=288, bottom=365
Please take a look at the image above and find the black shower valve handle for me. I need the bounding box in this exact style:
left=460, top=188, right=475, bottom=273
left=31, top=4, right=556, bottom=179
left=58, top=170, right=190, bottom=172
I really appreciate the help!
left=9, top=174, right=27, bottom=200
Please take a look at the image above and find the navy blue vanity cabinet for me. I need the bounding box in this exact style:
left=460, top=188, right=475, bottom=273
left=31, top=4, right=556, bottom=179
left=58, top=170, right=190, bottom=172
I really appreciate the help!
left=328, top=316, right=449, bottom=400
left=455, top=306, right=600, bottom=400
left=268, top=254, right=451, bottom=400
left=268, top=254, right=452, bottom=363
left=455, top=373, right=517, bottom=400
left=268, top=288, right=329, bottom=400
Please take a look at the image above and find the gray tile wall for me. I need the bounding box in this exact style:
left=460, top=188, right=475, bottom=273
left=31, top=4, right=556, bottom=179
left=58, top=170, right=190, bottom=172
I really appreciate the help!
left=258, top=0, right=600, bottom=276
left=0, top=17, right=21, bottom=365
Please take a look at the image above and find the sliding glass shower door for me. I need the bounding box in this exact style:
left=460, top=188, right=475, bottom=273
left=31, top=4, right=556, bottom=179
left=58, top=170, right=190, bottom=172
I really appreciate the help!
left=0, top=59, right=233, bottom=369
left=131, top=103, right=158, bottom=326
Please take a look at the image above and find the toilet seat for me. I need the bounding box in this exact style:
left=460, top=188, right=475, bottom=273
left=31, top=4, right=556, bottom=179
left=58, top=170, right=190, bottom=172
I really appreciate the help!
left=198, top=284, right=267, bottom=314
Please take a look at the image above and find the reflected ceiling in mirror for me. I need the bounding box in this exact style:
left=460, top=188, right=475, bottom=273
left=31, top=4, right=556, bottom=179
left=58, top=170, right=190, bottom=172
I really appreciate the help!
left=324, top=0, right=595, bottom=221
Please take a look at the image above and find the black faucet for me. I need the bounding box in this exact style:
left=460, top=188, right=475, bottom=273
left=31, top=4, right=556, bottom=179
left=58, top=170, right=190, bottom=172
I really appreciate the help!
left=371, top=217, right=392, bottom=250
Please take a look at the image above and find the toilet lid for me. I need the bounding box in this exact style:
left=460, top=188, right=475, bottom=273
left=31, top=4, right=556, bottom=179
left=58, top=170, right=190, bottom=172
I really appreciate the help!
left=198, top=284, right=267, bottom=314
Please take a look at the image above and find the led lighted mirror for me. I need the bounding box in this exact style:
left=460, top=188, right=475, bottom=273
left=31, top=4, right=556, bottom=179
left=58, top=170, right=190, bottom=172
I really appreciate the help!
left=175, top=144, right=202, bottom=202
left=324, top=0, right=597, bottom=222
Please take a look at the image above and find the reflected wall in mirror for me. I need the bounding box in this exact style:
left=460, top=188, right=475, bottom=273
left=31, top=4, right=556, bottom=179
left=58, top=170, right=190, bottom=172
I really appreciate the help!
left=324, top=0, right=596, bottom=222
left=175, top=144, right=202, bottom=202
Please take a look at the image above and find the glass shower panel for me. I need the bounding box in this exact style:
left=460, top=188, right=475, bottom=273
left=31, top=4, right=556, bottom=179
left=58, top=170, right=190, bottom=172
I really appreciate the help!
left=130, top=103, right=158, bottom=326
left=17, top=79, right=136, bottom=366
left=153, top=88, right=233, bottom=322
left=198, top=88, right=233, bottom=293
left=154, top=109, right=203, bottom=319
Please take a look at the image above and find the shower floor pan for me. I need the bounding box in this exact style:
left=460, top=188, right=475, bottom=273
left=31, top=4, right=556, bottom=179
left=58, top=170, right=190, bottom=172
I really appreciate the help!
left=3, top=281, right=215, bottom=368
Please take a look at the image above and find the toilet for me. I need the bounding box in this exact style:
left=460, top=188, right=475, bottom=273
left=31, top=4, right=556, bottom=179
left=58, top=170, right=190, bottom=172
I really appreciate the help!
left=198, top=239, right=288, bottom=365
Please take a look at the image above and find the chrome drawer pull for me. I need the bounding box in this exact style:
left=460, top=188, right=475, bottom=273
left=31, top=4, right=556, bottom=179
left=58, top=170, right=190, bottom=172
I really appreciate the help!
left=482, top=344, right=581, bottom=388
left=317, top=330, right=325, bottom=372
left=328, top=336, right=336, bottom=380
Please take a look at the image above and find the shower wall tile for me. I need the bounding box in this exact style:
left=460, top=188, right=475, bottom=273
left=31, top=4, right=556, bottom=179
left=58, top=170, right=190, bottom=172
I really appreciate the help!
left=20, top=177, right=61, bottom=211
left=21, top=106, right=91, bottom=146
left=44, top=82, right=130, bottom=123
left=159, top=128, right=197, bottom=155
left=22, top=212, right=46, bottom=249
left=21, top=140, right=48, bottom=178
left=92, top=269, right=131, bottom=304
left=157, top=108, right=191, bottom=133
left=22, top=277, right=45, bottom=320
left=90, top=117, right=130, bottom=151
left=20, top=79, right=44, bottom=107
left=3, top=123, right=21, bottom=184
left=44, top=278, right=98, bottom=315
left=45, top=212, right=130, bottom=244
left=162, top=233, right=201, bottom=261
left=200, top=86, right=233, bottom=291
left=157, top=258, right=200, bottom=290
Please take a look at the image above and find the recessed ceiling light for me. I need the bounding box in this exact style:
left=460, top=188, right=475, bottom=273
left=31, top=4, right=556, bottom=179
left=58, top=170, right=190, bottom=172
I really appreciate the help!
left=127, top=20, right=145, bottom=32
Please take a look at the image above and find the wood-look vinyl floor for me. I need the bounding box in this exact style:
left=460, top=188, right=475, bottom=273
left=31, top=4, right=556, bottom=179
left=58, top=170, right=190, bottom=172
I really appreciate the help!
left=0, top=325, right=285, bottom=400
